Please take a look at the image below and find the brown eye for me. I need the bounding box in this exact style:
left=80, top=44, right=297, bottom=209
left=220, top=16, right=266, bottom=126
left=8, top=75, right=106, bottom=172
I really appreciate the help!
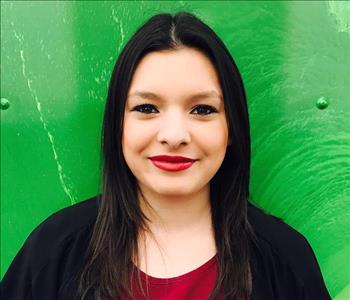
left=132, top=104, right=158, bottom=114
left=191, top=105, right=218, bottom=116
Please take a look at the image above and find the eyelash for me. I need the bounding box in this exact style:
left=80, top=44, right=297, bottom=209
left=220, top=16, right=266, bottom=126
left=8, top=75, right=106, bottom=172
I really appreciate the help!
left=131, top=104, right=218, bottom=116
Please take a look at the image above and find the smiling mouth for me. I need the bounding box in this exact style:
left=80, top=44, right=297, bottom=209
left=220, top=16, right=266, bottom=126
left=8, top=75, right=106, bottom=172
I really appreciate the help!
left=149, top=159, right=196, bottom=172
left=149, top=155, right=197, bottom=162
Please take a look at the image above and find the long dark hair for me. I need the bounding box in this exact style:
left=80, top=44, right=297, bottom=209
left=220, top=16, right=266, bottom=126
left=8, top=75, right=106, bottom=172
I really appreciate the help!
left=78, top=11, right=258, bottom=300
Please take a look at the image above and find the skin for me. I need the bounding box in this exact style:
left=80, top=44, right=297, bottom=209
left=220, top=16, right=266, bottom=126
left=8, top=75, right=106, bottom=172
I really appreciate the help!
left=122, top=47, right=230, bottom=277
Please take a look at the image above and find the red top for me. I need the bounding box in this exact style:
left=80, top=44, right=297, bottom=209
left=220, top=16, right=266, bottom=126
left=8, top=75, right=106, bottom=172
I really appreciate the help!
left=126, top=254, right=224, bottom=299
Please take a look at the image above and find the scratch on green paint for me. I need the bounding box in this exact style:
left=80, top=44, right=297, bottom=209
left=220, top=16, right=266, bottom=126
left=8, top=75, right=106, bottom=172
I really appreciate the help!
left=327, top=1, right=350, bottom=34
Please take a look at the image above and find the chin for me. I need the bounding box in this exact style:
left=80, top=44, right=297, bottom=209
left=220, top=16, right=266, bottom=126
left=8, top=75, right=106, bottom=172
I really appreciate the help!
left=149, top=183, right=195, bottom=196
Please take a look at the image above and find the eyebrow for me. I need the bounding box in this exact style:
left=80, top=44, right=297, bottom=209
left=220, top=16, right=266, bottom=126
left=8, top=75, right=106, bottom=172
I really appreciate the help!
left=128, top=90, right=223, bottom=103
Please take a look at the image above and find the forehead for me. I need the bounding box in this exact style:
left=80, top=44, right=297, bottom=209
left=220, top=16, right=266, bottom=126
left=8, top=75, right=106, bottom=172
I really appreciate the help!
left=127, top=48, right=222, bottom=100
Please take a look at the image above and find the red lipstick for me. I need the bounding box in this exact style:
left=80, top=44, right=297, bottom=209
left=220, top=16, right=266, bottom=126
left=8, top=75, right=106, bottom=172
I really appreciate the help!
left=149, top=155, right=197, bottom=172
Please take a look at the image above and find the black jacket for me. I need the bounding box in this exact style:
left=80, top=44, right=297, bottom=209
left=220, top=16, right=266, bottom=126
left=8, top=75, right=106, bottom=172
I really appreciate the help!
left=1, top=195, right=332, bottom=300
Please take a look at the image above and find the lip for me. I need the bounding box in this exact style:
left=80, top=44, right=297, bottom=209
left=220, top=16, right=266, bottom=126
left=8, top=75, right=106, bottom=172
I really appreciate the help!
left=148, top=155, right=198, bottom=172
left=150, top=160, right=196, bottom=172
left=149, top=155, right=197, bottom=162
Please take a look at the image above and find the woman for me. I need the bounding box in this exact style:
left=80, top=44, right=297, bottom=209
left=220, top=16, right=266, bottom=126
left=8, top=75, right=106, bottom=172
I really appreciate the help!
left=1, top=11, right=331, bottom=300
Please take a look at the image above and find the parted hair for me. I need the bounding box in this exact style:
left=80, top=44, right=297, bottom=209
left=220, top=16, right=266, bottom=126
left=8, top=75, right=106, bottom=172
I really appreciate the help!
left=78, top=11, right=258, bottom=300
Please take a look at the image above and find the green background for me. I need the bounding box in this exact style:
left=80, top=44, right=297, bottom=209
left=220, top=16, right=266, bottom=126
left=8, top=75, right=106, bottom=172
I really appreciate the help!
left=1, top=1, right=349, bottom=299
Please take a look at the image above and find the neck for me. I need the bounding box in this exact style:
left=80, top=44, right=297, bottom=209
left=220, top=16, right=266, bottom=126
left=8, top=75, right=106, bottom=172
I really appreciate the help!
left=138, top=184, right=213, bottom=235
left=133, top=184, right=217, bottom=268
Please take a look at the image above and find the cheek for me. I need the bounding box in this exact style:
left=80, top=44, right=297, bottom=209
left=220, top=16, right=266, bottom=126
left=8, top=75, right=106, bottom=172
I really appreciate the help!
left=197, top=121, right=228, bottom=155
left=122, top=117, right=154, bottom=155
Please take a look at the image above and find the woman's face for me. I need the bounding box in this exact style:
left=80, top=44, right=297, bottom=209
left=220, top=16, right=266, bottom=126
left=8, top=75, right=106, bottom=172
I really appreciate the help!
left=122, top=47, right=230, bottom=198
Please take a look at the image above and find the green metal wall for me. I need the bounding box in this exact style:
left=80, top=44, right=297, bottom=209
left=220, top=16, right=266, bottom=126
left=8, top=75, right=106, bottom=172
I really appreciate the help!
left=1, top=1, right=349, bottom=299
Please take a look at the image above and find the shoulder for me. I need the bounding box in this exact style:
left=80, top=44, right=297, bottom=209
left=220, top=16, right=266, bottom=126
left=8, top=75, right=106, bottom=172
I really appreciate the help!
left=27, top=194, right=100, bottom=267
left=1, top=195, right=100, bottom=299
left=31, top=194, right=100, bottom=241
left=247, top=201, right=317, bottom=277
left=247, top=202, right=310, bottom=265
left=247, top=202, right=331, bottom=299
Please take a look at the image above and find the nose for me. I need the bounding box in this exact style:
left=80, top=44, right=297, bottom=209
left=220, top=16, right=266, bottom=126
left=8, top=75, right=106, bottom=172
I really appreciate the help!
left=157, top=111, right=191, bottom=148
